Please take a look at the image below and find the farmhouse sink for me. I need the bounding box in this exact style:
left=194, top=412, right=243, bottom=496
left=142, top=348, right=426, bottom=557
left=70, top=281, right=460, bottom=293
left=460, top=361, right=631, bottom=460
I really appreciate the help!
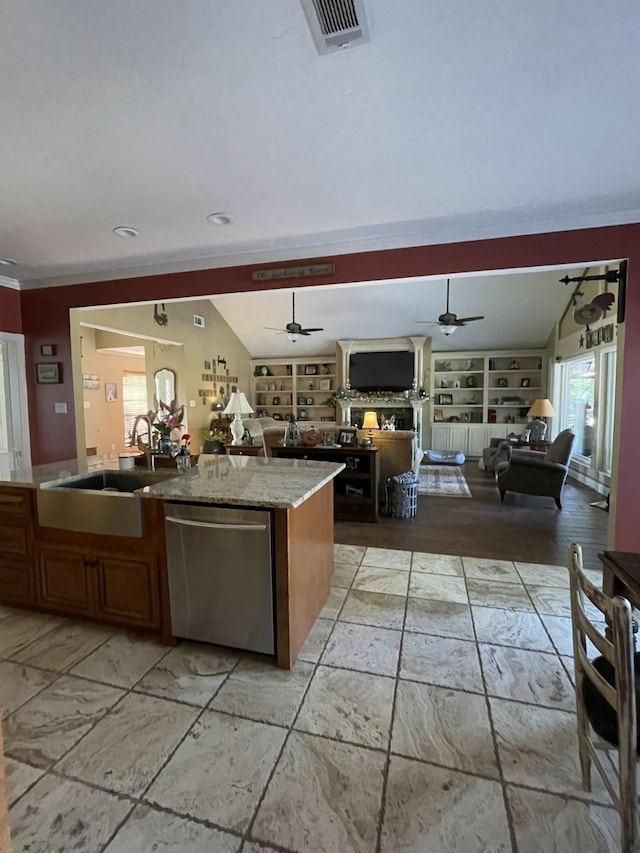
left=37, top=469, right=176, bottom=538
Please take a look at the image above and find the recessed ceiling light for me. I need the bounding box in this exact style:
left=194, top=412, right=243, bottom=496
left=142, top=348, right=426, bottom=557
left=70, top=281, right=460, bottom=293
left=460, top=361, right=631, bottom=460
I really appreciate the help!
left=112, top=226, right=140, bottom=238
left=0, top=257, right=18, bottom=266
left=207, top=212, right=233, bottom=226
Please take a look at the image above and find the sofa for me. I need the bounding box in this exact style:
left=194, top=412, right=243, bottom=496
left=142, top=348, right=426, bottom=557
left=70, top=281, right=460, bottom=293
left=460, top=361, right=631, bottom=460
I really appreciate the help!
left=249, top=417, right=417, bottom=508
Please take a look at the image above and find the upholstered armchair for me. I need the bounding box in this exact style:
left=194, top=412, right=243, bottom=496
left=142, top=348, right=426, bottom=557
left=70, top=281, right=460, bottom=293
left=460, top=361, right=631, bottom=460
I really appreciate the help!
left=496, top=429, right=576, bottom=509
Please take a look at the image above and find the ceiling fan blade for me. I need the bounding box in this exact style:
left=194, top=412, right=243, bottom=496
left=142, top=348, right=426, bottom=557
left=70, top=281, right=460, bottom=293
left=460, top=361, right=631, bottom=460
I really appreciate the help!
left=300, top=327, right=323, bottom=334
left=415, top=320, right=440, bottom=325
left=264, top=326, right=288, bottom=333
left=455, top=315, right=485, bottom=323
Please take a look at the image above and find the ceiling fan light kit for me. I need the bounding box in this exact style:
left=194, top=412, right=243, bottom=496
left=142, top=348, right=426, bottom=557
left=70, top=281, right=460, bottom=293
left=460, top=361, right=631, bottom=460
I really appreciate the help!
left=264, top=292, right=324, bottom=342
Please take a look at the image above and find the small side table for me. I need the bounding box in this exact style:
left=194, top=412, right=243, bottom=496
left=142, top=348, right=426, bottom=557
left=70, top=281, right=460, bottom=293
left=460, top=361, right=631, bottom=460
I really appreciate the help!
left=225, top=443, right=263, bottom=457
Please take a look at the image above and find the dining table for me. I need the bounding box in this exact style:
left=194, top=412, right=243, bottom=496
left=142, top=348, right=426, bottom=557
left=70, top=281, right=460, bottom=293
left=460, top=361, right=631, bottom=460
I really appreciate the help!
left=598, top=551, right=640, bottom=643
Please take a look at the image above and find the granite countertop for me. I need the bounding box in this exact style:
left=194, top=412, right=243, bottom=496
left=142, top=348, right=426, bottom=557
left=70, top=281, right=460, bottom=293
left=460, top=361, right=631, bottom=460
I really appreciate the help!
left=13, top=455, right=344, bottom=510
left=140, top=455, right=345, bottom=509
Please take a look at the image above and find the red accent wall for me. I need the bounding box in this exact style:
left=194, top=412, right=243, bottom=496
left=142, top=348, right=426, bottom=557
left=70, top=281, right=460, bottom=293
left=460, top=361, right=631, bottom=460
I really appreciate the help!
left=0, top=286, right=23, bottom=334
left=17, top=223, right=640, bottom=550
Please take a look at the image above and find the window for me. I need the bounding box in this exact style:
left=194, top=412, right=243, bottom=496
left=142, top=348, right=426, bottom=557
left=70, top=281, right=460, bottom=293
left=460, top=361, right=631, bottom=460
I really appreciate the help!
left=557, top=356, right=595, bottom=459
left=601, top=348, right=617, bottom=474
left=122, top=371, right=149, bottom=446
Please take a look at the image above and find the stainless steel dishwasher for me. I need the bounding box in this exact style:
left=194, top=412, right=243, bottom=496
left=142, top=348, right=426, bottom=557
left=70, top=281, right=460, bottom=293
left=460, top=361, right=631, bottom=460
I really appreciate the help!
left=164, top=503, right=275, bottom=655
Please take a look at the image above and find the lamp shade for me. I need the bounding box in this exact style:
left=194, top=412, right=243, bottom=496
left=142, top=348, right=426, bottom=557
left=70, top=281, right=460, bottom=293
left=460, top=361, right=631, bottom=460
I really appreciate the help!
left=362, top=411, right=379, bottom=431
left=223, top=391, right=254, bottom=416
left=527, top=398, right=556, bottom=418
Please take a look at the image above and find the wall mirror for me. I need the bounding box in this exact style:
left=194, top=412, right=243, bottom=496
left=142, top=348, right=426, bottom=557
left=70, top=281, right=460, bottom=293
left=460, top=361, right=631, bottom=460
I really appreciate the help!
left=154, top=367, right=176, bottom=404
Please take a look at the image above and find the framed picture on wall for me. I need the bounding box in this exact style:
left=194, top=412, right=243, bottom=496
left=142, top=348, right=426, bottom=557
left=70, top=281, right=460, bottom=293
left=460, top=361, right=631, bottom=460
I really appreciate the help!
left=36, top=363, right=61, bottom=384
left=105, top=382, right=118, bottom=402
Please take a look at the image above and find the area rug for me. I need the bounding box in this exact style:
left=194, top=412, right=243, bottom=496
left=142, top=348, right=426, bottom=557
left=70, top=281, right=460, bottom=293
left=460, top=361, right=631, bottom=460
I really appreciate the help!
left=417, top=465, right=472, bottom=498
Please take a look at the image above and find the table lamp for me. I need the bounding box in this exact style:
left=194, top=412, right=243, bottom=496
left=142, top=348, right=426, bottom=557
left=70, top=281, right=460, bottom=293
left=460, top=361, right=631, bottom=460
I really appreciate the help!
left=361, top=410, right=379, bottom=446
left=223, top=391, right=255, bottom=445
left=527, top=398, right=556, bottom=443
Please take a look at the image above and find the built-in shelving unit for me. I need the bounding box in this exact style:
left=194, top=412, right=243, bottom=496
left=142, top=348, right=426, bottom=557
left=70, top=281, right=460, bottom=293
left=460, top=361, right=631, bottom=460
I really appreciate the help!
left=250, top=357, right=338, bottom=423
left=429, top=350, right=547, bottom=456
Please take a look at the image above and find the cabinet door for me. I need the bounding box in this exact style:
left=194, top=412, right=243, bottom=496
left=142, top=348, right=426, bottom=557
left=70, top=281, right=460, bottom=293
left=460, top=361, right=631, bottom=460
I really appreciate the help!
left=95, top=554, right=160, bottom=629
left=37, top=547, right=95, bottom=615
left=430, top=425, right=469, bottom=454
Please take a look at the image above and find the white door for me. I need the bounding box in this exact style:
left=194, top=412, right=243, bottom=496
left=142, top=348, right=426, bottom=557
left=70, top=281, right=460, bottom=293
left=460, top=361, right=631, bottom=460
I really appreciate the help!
left=0, top=334, right=30, bottom=474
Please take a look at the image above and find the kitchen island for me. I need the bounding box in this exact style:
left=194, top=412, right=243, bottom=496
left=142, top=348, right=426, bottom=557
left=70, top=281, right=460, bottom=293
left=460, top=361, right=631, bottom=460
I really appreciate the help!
left=0, top=455, right=344, bottom=668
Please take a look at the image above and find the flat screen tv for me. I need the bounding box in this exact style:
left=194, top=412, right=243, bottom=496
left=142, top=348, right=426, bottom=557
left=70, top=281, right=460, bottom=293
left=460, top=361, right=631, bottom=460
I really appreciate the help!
left=348, top=351, right=414, bottom=393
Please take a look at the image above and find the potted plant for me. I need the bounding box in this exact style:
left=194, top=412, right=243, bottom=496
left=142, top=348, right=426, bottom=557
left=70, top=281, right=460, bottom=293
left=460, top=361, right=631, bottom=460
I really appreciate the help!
left=150, top=398, right=185, bottom=454
left=202, top=426, right=227, bottom=454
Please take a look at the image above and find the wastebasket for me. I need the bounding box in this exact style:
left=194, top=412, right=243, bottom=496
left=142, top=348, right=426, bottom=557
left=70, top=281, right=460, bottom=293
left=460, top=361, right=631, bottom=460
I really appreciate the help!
left=385, top=471, right=418, bottom=519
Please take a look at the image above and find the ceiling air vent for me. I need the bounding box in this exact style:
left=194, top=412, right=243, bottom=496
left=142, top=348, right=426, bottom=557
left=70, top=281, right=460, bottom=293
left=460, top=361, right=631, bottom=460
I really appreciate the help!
left=300, top=0, right=370, bottom=54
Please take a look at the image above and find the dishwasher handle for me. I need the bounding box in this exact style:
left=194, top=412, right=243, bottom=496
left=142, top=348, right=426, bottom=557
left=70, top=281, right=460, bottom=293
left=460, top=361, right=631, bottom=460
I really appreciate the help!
left=165, top=515, right=268, bottom=532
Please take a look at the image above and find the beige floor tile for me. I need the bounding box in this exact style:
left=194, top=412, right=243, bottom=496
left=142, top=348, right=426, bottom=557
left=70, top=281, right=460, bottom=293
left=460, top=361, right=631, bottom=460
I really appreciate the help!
left=332, top=560, right=359, bottom=588
left=252, top=731, right=385, bottom=852
left=319, top=586, right=349, bottom=619
left=8, top=774, right=133, bottom=853
left=462, top=556, right=521, bottom=583
left=472, top=606, right=554, bottom=651
left=322, top=622, right=402, bottom=676
left=401, top=632, right=484, bottom=693
left=296, top=617, right=334, bottom=663
left=0, top=609, right=61, bottom=658
left=70, top=631, right=170, bottom=688
left=380, top=755, right=511, bottom=852
left=466, top=577, right=535, bottom=611
left=392, top=680, right=499, bottom=778
left=333, top=543, right=366, bottom=565
left=408, top=573, right=468, bottom=604
left=527, top=584, right=573, bottom=617
left=540, top=613, right=574, bottom=657
left=507, top=785, right=619, bottom=852
left=210, top=657, right=314, bottom=726
left=57, top=691, right=199, bottom=796
left=104, top=803, right=241, bottom=852
left=410, top=552, right=463, bottom=576
left=339, top=589, right=406, bottom=630
left=479, top=644, right=574, bottom=710
left=135, top=641, right=239, bottom=706
left=490, top=697, right=612, bottom=803
left=146, top=709, right=286, bottom=833
left=295, top=665, right=394, bottom=749
left=361, top=546, right=412, bottom=571
left=4, top=757, right=43, bottom=807
left=0, top=661, right=57, bottom=718
left=3, top=674, right=124, bottom=767
left=352, top=565, right=410, bottom=597
left=12, top=621, right=115, bottom=672
left=404, top=598, right=474, bottom=640
left=515, top=561, right=570, bottom=588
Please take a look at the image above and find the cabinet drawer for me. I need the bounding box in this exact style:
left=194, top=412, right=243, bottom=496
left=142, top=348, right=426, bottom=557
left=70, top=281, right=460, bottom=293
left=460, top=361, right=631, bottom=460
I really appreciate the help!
left=0, top=518, right=31, bottom=556
left=0, top=488, right=31, bottom=517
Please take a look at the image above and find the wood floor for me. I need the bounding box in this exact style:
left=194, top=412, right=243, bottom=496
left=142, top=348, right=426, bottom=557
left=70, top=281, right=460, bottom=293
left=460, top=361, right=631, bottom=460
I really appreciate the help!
left=335, top=462, right=610, bottom=572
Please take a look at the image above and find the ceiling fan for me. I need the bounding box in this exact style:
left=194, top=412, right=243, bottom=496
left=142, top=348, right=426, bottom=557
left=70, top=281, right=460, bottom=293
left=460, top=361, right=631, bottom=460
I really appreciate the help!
left=417, top=279, right=484, bottom=335
left=265, top=292, right=324, bottom=343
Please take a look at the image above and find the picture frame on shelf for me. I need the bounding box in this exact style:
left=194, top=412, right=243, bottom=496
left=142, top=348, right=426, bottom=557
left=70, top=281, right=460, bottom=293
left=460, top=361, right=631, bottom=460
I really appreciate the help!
left=433, top=408, right=444, bottom=422
left=338, top=428, right=357, bottom=446
left=319, top=379, right=331, bottom=391
left=497, top=378, right=508, bottom=388
left=36, top=362, right=62, bottom=384
left=520, top=377, right=530, bottom=387
left=304, top=364, right=317, bottom=375
left=272, top=396, right=280, bottom=406
left=438, top=393, right=453, bottom=405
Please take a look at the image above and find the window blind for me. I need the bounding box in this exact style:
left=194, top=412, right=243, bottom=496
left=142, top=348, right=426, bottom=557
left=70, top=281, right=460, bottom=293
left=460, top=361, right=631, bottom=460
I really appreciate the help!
left=122, top=371, right=149, bottom=446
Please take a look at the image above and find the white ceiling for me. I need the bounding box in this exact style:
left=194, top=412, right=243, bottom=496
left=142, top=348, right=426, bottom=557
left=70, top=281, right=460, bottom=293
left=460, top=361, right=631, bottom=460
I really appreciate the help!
left=0, top=2, right=634, bottom=351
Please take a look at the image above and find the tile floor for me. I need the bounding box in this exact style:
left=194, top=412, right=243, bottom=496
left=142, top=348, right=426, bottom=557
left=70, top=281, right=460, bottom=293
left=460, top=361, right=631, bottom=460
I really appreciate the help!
left=1, top=545, right=624, bottom=852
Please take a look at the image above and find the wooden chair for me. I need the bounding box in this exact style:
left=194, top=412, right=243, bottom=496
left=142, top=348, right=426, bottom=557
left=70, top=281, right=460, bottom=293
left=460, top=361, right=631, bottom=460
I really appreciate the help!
left=568, top=543, right=638, bottom=852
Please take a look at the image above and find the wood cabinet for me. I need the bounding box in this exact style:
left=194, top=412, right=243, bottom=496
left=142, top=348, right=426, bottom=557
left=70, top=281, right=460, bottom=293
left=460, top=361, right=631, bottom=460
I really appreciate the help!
left=272, top=446, right=379, bottom=522
left=251, top=357, right=338, bottom=423
left=35, top=544, right=162, bottom=629
left=0, top=486, right=36, bottom=606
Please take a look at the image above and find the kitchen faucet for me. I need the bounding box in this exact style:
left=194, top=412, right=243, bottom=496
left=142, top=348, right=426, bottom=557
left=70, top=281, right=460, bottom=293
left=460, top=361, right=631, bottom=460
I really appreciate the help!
left=129, top=414, right=156, bottom=470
